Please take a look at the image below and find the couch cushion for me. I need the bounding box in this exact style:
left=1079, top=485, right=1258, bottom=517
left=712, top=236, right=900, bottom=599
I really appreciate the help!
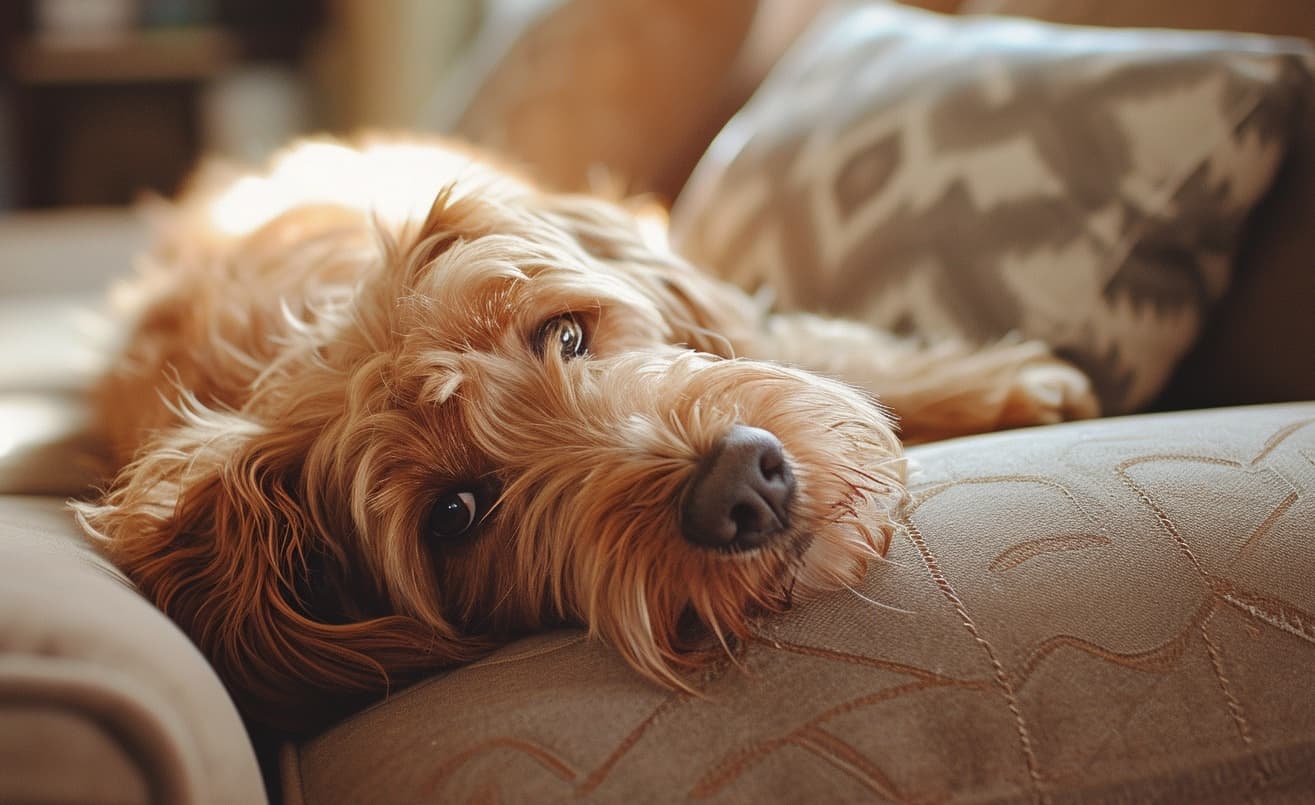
left=670, top=4, right=1314, bottom=415
left=0, top=496, right=267, bottom=804
left=285, top=403, right=1315, bottom=802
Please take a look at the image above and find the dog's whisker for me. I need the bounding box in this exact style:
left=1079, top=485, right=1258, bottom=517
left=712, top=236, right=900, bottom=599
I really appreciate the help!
left=843, top=585, right=916, bottom=615
left=694, top=591, right=742, bottom=667
left=845, top=461, right=907, bottom=487
left=780, top=568, right=800, bottom=609
left=854, top=545, right=914, bottom=571
left=852, top=541, right=894, bottom=566
left=706, top=619, right=738, bottom=663
left=483, top=582, right=520, bottom=621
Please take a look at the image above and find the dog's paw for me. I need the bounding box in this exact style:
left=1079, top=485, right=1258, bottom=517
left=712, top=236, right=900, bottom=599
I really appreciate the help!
left=1005, top=360, right=1100, bottom=426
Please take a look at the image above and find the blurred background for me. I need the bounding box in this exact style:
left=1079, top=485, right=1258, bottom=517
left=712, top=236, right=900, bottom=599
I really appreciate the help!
left=0, top=0, right=502, bottom=210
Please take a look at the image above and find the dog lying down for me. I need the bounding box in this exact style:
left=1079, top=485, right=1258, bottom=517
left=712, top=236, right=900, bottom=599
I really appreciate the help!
left=75, top=136, right=1097, bottom=732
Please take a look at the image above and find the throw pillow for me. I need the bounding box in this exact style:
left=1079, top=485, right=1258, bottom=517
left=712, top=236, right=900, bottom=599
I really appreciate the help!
left=670, top=4, right=1314, bottom=414
left=961, top=0, right=1315, bottom=409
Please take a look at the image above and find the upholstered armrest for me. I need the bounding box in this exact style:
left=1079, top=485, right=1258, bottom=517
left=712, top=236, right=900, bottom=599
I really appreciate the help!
left=285, top=403, right=1315, bottom=802
left=0, top=496, right=267, bottom=805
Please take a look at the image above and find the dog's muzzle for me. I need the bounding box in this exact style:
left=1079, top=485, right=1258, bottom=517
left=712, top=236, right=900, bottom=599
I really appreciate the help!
left=680, top=425, right=797, bottom=552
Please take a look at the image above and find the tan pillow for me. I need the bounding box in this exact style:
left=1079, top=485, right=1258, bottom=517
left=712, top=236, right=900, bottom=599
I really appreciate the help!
left=966, top=0, right=1315, bottom=408
left=455, top=0, right=758, bottom=199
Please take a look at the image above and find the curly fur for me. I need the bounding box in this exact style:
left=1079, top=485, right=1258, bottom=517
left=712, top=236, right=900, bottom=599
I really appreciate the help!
left=75, top=136, right=1095, bottom=733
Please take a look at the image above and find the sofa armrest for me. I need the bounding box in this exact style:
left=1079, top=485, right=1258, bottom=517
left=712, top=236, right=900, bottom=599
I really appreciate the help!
left=0, top=496, right=266, bottom=805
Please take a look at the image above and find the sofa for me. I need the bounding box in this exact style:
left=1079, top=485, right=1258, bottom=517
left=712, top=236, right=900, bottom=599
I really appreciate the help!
left=3, top=1, right=1315, bottom=803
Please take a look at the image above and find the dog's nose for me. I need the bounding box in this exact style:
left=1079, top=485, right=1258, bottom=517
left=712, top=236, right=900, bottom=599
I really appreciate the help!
left=681, top=425, right=796, bottom=551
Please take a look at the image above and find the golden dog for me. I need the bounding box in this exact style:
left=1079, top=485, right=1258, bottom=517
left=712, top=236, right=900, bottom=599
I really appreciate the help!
left=76, top=137, right=1096, bottom=732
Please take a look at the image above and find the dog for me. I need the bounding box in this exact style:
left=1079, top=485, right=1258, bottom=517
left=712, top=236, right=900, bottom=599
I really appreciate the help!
left=76, top=136, right=1097, bottom=733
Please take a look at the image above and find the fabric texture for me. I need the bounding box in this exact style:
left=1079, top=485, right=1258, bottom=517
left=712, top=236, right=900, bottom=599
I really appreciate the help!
left=0, top=496, right=268, bottom=805
left=670, top=5, right=1314, bottom=415
left=286, top=403, right=1315, bottom=803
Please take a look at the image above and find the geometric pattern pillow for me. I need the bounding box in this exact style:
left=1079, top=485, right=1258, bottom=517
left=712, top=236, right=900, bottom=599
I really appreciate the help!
left=670, top=5, right=1314, bottom=414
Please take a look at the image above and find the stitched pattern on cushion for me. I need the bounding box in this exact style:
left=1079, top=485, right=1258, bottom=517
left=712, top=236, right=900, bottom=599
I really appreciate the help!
left=290, top=405, right=1315, bottom=802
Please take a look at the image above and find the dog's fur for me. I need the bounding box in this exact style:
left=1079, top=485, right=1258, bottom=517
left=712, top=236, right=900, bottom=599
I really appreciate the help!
left=76, top=137, right=1097, bottom=732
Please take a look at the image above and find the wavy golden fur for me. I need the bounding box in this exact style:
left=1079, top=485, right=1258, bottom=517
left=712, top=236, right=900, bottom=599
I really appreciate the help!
left=75, top=137, right=1096, bottom=733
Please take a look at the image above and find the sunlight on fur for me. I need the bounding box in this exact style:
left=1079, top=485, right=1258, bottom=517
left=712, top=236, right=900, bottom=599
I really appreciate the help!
left=75, top=135, right=1096, bottom=733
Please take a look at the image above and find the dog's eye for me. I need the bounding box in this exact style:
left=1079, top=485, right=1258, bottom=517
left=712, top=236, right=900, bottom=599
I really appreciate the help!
left=536, top=314, right=588, bottom=360
left=427, top=490, right=478, bottom=540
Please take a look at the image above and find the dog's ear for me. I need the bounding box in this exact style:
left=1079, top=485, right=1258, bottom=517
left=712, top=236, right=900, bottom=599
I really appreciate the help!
left=77, top=408, right=487, bottom=734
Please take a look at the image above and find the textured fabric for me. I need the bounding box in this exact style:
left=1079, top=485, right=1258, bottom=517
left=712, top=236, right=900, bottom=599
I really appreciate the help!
left=287, top=403, right=1315, bottom=803
left=0, top=706, right=150, bottom=804
left=0, top=496, right=268, bottom=805
left=670, top=5, right=1314, bottom=414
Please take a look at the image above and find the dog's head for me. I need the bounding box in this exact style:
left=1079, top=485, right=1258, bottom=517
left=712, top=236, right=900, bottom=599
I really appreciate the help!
left=81, top=140, right=905, bottom=732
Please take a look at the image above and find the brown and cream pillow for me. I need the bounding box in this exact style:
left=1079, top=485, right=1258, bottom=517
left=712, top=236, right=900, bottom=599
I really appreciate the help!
left=670, top=4, right=1314, bottom=414
left=962, top=0, right=1315, bottom=409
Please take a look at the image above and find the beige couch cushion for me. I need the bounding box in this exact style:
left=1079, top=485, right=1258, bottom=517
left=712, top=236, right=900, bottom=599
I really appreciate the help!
left=286, top=403, right=1315, bottom=802
left=0, top=496, right=267, bottom=805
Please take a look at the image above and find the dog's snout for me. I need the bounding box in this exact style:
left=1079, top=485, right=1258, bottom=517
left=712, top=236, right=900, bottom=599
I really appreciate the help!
left=681, top=425, right=796, bottom=551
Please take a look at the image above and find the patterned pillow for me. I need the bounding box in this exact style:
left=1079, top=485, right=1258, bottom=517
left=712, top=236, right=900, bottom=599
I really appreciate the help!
left=670, top=4, right=1314, bottom=414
